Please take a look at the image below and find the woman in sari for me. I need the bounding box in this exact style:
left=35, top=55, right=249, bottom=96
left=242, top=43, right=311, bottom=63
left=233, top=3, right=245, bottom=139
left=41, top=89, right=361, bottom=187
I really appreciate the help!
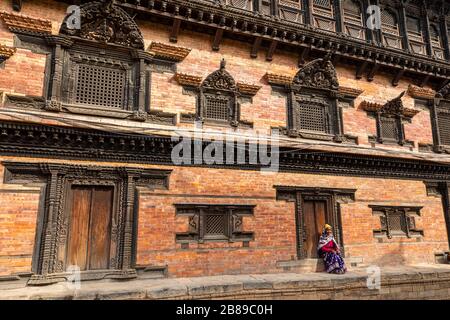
left=317, top=224, right=347, bottom=274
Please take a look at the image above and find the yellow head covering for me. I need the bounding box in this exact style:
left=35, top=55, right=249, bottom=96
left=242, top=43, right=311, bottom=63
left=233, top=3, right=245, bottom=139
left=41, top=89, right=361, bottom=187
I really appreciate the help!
left=324, top=224, right=332, bottom=231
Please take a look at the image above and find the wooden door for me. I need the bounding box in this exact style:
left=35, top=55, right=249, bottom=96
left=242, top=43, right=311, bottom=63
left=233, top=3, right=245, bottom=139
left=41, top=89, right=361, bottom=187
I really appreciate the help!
left=67, top=185, right=114, bottom=271
left=303, top=200, right=327, bottom=258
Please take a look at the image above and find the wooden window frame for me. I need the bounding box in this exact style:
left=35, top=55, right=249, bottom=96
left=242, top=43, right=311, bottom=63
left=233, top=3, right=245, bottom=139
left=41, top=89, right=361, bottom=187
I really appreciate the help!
left=371, top=205, right=424, bottom=239
left=175, top=204, right=255, bottom=244
left=2, top=162, right=171, bottom=285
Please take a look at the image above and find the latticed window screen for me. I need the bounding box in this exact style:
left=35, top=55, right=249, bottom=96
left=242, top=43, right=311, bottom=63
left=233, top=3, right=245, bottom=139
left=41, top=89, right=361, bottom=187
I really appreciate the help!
left=438, top=112, right=450, bottom=146
left=205, top=96, right=230, bottom=121
left=75, top=63, right=126, bottom=108
left=430, top=24, right=442, bottom=45
left=278, top=0, right=303, bottom=22
left=313, top=0, right=331, bottom=8
left=387, top=211, right=407, bottom=234
left=205, top=213, right=228, bottom=236
left=297, top=103, right=328, bottom=133
left=406, top=16, right=421, bottom=34
left=381, top=10, right=399, bottom=34
left=380, top=116, right=399, bottom=141
left=226, top=0, right=253, bottom=10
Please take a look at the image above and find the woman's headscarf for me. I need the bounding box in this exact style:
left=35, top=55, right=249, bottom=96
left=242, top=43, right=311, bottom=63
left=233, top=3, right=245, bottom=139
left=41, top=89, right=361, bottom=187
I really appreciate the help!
left=317, top=224, right=339, bottom=251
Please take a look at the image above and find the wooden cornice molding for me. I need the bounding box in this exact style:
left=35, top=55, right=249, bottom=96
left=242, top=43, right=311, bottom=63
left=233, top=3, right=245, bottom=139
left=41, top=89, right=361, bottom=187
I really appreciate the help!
left=0, top=44, right=16, bottom=60
left=338, top=86, right=364, bottom=98
left=0, top=11, right=52, bottom=34
left=265, top=73, right=293, bottom=86
left=360, top=93, right=420, bottom=118
left=407, top=84, right=436, bottom=100
left=237, top=83, right=262, bottom=96
left=147, top=42, right=191, bottom=62
left=360, top=100, right=384, bottom=112
left=175, top=73, right=202, bottom=87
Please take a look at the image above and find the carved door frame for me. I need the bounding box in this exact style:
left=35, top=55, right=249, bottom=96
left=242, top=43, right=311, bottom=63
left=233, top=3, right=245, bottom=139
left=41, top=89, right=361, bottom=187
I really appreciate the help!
left=275, top=186, right=356, bottom=259
left=3, top=162, right=171, bottom=285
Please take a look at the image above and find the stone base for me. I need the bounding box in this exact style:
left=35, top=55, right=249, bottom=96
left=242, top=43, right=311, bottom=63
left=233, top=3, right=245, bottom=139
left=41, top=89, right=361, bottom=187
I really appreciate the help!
left=1, top=265, right=450, bottom=300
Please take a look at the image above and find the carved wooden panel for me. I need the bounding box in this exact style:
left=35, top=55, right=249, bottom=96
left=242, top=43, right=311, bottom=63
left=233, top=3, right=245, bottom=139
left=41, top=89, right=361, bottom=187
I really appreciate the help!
left=371, top=206, right=423, bottom=239
left=278, top=0, right=304, bottom=23
left=343, top=0, right=365, bottom=40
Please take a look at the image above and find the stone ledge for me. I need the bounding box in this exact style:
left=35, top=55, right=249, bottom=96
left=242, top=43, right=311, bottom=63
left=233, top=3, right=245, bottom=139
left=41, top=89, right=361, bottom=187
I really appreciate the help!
left=1, top=265, right=450, bottom=300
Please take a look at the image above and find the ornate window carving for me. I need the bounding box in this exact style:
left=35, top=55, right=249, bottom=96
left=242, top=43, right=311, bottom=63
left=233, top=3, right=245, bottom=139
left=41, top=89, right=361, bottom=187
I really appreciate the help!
left=312, top=0, right=336, bottom=32
left=176, top=59, right=260, bottom=128
left=175, top=204, right=255, bottom=243
left=371, top=206, right=423, bottom=239
left=431, top=84, right=450, bottom=153
left=278, top=0, right=304, bottom=23
left=406, top=15, right=426, bottom=55
left=38, top=1, right=181, bottom=124
left=429, top=23, right=445, bottom=60
left=343, top=0, right=365, bottom=40
left=286, top=54, right=345, bottom=142
left=2, top=162, right=171, bottom=285
left=362, top=92, right=419, bottom=146
left=381, top=9, right=402, bottom=49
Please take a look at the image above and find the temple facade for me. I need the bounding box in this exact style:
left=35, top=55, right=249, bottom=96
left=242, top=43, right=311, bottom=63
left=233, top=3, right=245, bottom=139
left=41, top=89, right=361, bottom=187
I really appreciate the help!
left=0, top=0, right=450, bottom=285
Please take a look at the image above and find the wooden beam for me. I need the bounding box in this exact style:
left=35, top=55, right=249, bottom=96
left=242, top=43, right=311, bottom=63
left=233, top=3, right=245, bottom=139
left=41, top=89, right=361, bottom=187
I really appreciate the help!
left=392, top=69, right=405, bottom=87
left=356, top=61, right=369, bottom=80
left=250, top=37, right=262, bottom=59
left=170, top=18, right=181, bottom=43
left=212, top=28, right=224, bottom=51
left=266, top=40, right=278, bottom=62
left=367, top=63, right=379, bottom=82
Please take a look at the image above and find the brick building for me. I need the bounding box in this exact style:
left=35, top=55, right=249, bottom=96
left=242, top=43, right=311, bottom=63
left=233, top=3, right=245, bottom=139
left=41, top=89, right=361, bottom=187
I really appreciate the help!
left=0, top=0, right=449, bottom=286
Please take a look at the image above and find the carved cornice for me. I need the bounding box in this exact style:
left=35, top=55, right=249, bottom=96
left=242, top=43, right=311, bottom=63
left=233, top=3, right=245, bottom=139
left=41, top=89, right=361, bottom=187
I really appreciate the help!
left=0, top=11, right=52, bottom=34
left=265, top=73, right=293, bottom=86
left=175, top=73, right=202, bottom=87
left=60, top=1, right=144, bottom=49
left=2, top=120, right=450, bottom=181
left=148, top=42, right=191, bottom=62
left=0, top=44, right=16, bottom=60
left=407, top=84, right=436, bottom=100
left=237, top=83, right=262, bottom=96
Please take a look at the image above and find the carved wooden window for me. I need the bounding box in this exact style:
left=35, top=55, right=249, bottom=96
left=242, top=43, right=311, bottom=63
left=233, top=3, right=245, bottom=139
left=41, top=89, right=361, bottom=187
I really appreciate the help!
left=278, top=0, right=304, bottom=23
left=379, top=116, right=400, bottom=142
left=406, top=16, right=426, bottom=55
left=435, top=101, right=450, bottom=148
left=175, top=204, right=255, bottom=243
left=296, top=100, right=329, bottom=133
left=74, top=61, right=127, bottom=108
left=381, top=9, right=402, bottom=49
left=343, top=0, right=365, bottom=40
left=261, top=0, right=272, bottom=15
left=226, top=0, right=253, bottom=11
left=371, top=206, right=423, bottom=239
left=430, top=23, right=445, bottom=60
left=204, top=94, right=231, bottom=121
left=312, top=0, right=336, bottom=31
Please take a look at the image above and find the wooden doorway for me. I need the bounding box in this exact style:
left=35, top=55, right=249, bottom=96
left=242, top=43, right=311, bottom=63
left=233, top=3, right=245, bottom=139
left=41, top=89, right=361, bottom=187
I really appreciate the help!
left=303, top=200, right=327, bottom=258
left=66, top=185, right=114, bottom=271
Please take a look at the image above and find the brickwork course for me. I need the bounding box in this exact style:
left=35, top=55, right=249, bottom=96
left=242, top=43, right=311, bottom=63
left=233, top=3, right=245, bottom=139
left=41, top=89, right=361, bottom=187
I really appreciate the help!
left=0, top=0, right=449, bottom=298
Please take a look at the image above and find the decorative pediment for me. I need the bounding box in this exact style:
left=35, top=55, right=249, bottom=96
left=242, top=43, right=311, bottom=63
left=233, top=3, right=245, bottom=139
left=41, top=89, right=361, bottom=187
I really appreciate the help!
left=60, top=0, right=144, bottom=49
left=293, top=53, right=339, bottom=90
left=361, top=92, right=419, bottom=118
left=202, top=59, right=236, bottom=91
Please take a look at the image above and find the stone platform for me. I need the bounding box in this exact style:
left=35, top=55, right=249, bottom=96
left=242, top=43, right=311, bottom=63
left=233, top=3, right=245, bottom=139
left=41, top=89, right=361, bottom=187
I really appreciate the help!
left=1, top=265, right=450, bottom=300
